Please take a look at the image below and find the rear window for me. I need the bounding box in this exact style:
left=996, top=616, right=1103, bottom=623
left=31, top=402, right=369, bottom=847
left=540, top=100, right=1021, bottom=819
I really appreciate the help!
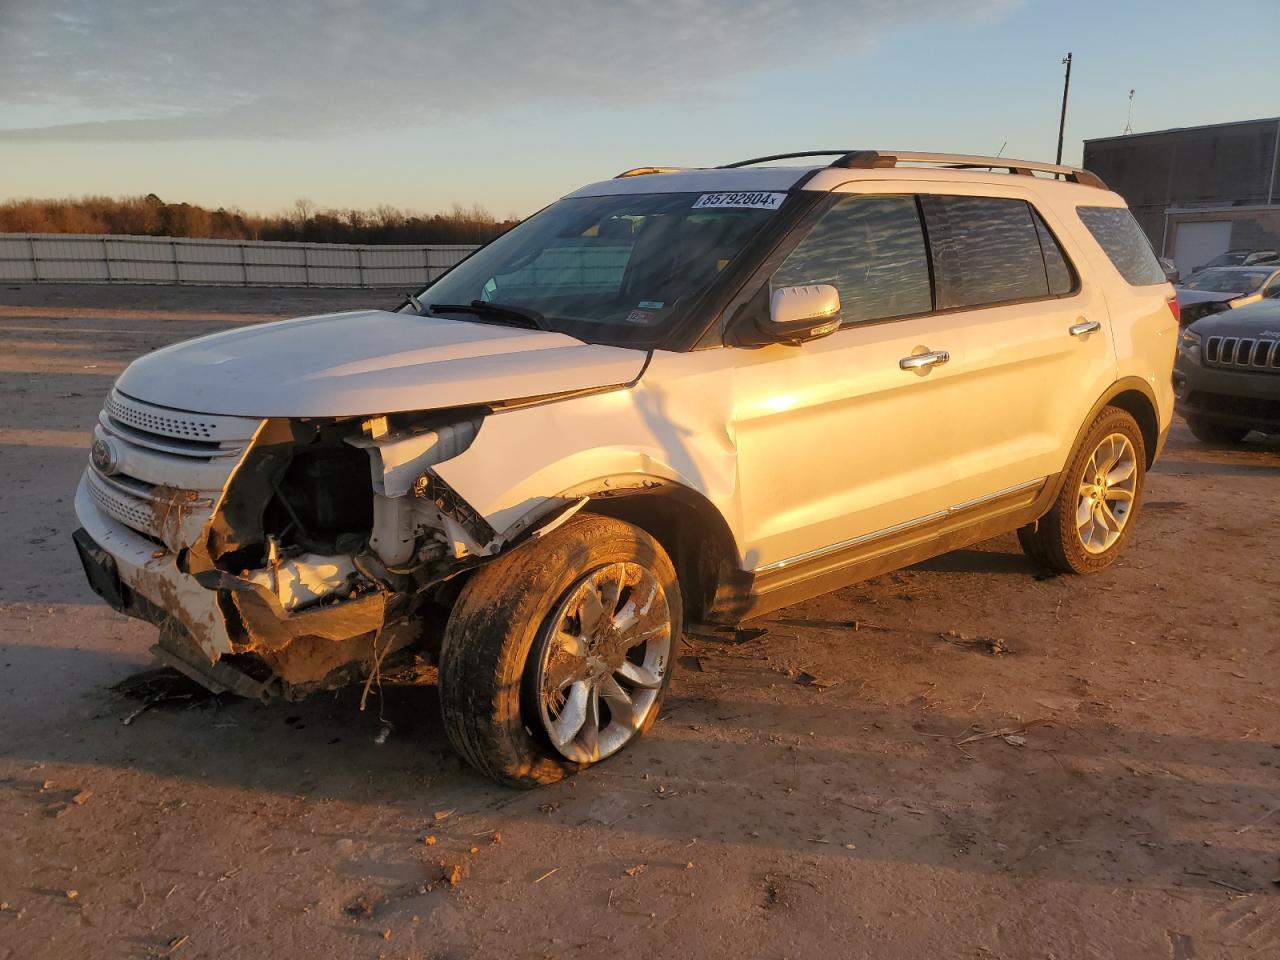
left=1077, top=206, right=1166, bottom=286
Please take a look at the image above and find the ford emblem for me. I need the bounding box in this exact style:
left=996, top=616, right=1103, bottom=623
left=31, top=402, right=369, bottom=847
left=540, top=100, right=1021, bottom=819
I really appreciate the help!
left=91, top=437, right=119, bottom=475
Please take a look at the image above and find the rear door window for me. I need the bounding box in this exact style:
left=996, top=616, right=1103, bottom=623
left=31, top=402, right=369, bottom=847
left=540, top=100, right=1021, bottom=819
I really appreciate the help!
left=920, top=196, right=1053, bottom=309
left=1076, top=206, right=1166, bottom=286
left=770, top=195, right=932, bottom=324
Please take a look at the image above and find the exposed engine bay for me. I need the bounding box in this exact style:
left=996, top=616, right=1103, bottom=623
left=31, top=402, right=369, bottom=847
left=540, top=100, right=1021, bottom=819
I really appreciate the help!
left=76, top=394, right=585, bottom=702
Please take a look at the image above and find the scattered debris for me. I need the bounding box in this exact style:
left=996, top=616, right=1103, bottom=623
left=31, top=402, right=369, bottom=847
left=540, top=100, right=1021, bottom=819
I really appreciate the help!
left=72, top=790, right=92, bottom=805
left=1003, top=735, right=1027, bottom=747
left=677, top=654, right=704, bottom=673
left=489, top=831, right=502, bottom=845
left=956, top=719, right=1049, bottom=746
left=1235, top=804, right=1280, bottom=835
left=433, top=809, right=454, bottom=822
left=805, top=837, right=830, bottom=844
left=423, top=835, right=437, bottom=846
left=534, top=867, right=559, bottom=884
left=624, top=865, right=646, bottom=878
left=940, top=630, right=1009, bottom=655
left=65, top=890, right=79, bottom=900
left=345, top=893, right=377, bottom=917
left=165, top=934, right=190, bottom=956
left=538, top=801, right=560, bottom=815
left=382, top=929, right=391, bottom=940
left=794, top=671, right=836, bottom=690
left=844, top=843, right=857, bottom=850
left=373, top=725, right=392, bottom=745
left=442, top=863, right=462, bottom=886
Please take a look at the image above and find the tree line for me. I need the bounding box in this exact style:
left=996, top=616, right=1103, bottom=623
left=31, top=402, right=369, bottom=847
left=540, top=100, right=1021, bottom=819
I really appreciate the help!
left=0, top=194, right=519, bottom=245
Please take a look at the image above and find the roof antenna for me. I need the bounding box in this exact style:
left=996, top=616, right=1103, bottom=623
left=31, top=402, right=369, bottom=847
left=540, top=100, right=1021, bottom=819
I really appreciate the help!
left=1124, top=89, right=1135, bottom=135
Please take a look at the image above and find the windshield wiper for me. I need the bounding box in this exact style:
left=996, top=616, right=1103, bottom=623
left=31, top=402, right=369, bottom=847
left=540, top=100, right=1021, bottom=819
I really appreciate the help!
left=428, top=300, right=551, bottom=331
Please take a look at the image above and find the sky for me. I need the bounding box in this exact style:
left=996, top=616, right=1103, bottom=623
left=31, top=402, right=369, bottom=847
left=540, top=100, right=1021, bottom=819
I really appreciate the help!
left=2, top=0, right=1278, bottom=219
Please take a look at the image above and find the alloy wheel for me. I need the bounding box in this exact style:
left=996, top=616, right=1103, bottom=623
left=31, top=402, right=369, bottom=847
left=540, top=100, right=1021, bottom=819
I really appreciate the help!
left=534, top=562, right=672, bottom=763
left=1075, top=432, right=1138, bottom=554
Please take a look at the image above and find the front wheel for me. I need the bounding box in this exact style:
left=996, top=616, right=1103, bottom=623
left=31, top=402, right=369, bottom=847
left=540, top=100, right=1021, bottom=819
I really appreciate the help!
left=1018, top=406, right=1146, bottom=575
left=438, top=515, right=680, bottom=788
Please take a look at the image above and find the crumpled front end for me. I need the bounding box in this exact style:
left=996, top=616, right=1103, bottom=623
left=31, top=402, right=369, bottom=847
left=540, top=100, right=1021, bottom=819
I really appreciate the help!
left=74, top=389, right=571, bottom=699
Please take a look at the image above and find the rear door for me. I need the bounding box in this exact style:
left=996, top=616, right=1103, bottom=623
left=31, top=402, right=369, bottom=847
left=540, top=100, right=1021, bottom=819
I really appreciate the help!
left=911, top=188, right=1117, bottom=505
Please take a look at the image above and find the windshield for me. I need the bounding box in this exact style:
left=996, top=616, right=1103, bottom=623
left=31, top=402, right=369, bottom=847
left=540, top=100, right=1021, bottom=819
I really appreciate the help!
left=1182, top=269, right=1270, bottom=293
left=408, top=192, right=783, bottom=345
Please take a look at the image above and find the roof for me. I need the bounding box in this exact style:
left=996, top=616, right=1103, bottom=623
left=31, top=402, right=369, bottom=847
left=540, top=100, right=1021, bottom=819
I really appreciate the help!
left=567, top=150, right=1111, bottom=200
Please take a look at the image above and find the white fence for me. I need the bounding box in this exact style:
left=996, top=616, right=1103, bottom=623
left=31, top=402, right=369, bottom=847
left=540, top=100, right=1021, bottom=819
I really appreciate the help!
left=0, top=233, right=478, bottom=288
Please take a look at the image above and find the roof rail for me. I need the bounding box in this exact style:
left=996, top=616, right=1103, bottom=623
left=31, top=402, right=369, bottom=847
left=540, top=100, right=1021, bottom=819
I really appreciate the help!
left=718, top=151, right=856, bottom=169
left=718, top=149, right=1107, bottom=189
left=829, top=150, right=1108, bottom=189
left=614, top=166, right=688, bottom=178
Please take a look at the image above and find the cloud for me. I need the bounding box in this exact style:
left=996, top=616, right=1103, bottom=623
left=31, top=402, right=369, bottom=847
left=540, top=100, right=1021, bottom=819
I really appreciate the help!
left=1, top=0, right=1013, bottom=142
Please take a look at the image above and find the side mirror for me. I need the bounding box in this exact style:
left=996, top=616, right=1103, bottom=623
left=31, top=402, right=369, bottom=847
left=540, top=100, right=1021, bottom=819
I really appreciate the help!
left=761, top=284, right=842, bottom=344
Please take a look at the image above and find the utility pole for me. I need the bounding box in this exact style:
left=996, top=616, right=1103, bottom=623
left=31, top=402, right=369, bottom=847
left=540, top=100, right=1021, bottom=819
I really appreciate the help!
left=1056, top=52, right=1073, bottom=165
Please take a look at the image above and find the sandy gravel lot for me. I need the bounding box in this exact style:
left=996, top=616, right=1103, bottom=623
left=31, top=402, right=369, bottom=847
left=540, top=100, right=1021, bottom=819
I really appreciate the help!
left=1, top=284, right=1277, bottom=960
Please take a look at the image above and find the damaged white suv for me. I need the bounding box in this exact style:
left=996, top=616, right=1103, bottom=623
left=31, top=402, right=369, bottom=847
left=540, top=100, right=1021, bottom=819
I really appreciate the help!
left=74, top=150, right=1178, bottom=787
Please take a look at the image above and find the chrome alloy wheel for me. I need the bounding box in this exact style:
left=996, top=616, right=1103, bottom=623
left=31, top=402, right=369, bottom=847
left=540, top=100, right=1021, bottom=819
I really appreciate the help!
left=534, top=562, right=672, bottom=764
left=1076, top=432, right=1138, bottom=554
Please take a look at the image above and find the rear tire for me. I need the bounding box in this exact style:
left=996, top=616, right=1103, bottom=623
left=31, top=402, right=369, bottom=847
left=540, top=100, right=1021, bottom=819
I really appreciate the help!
left=1185, top=415, right=1250, bottom=445
left=438, top=514, right=680, bottom=788
left=1018, top=406, right=1146, bottom=575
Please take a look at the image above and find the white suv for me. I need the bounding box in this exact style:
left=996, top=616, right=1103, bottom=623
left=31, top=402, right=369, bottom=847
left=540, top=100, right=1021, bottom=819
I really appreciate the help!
left=73, top=150, right=1178, bottom=786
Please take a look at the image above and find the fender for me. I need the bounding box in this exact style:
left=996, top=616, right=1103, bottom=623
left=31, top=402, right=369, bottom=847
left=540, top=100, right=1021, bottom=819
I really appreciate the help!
left=433, top=365, right=744, bottom=558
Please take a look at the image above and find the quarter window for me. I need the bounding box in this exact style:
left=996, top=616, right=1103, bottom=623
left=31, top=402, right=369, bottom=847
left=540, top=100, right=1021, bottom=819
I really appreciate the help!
left=1077, top=206, right=1166, bottom=286
left=1034, top=211, right=1075, bottom=296
left=771, top=195, right=932, bottom=324
left=921, top=196, right=1055, bottom=309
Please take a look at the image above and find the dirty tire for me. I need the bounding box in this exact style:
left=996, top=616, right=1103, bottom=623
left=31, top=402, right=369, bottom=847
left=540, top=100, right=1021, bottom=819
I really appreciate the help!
left=438, top=514, right=681, bottom=788
left=1185, top=415, right=1250, bottom=446
left=1017, top=406, right=1147, bottom=575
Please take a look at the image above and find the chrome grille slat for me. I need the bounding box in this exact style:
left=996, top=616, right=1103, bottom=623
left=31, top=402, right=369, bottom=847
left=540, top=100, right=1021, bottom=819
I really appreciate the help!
left=1203, top=335, right=1280, bottom=374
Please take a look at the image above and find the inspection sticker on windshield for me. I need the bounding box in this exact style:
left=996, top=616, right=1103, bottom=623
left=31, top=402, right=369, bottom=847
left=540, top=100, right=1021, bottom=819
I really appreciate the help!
left=693, top=192, right=786, bottom=211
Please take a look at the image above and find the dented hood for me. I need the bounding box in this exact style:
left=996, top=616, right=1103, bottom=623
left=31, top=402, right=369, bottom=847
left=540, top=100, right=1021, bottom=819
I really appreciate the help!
left=115, top=310, right=648, bottom=417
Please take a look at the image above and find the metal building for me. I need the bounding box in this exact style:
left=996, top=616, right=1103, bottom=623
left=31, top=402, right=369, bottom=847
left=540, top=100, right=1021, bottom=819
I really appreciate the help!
left=1083, top=117, right=1280, bottom=278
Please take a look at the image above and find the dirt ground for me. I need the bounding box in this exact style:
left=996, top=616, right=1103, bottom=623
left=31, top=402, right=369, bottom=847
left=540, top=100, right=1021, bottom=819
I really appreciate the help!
left=1, top=283, right=1278, bottom=960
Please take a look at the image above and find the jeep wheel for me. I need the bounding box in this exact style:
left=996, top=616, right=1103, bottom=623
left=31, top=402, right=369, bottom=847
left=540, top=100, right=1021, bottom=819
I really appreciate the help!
left=1017, top=407, right=1146, bottom=575
left=1185, top=415, right=1250, bottom=446
left=438, top=515, right=680, bottom=788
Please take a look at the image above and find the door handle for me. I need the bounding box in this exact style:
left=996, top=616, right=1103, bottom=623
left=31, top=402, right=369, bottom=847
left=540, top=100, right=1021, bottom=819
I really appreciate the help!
left=1069, top=319, right=1101, bottom=337
left=899, top=350, right=950, bottom=371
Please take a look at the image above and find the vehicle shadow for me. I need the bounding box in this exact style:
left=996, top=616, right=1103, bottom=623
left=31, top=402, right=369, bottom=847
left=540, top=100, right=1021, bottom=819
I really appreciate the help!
left=2, top=646, right=1276, bottom=897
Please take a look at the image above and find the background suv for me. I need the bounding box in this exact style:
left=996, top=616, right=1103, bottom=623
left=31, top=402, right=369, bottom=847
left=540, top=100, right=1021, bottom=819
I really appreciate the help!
left=74, top=150, right=1177, bottom=786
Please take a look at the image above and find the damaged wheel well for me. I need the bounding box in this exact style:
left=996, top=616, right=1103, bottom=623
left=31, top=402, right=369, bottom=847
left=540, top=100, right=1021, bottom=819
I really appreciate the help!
left=580, top=484, right=742, bottom=625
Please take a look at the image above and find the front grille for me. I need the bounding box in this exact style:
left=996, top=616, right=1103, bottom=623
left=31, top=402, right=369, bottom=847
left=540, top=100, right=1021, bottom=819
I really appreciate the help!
left=106, top=391, right=218, bottom=440
left=87, top=391, right=261, bottom=544
left=1203, top=335, right=1280, bottom=372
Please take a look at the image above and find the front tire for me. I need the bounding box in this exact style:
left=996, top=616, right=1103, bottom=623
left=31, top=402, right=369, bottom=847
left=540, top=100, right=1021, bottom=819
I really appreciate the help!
left=1185, top=415, right=1250, bottom=445
left=438, top=515, right=680, bottom=788
left=1018, top=406, right=1146, bottom=575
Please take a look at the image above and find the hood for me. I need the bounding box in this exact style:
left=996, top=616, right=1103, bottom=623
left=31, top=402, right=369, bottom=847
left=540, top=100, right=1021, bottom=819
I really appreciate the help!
left=115, top=310, right=649, bottom=417
left=1188, top=297, right=1280, bottom=339
left=1175, top=287, right=1239, bottom=307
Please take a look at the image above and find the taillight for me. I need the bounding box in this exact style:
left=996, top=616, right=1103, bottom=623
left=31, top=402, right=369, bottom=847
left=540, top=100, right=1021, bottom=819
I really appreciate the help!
left=1167, top=295, right=1181, bottom=325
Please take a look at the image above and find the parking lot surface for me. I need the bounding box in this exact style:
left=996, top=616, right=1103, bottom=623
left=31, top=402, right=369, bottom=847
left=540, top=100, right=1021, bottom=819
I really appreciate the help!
left=1, top=285, right=1277, bottom=959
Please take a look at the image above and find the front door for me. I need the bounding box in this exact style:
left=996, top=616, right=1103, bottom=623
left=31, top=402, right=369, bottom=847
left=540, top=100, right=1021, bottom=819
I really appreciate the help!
left=730, top=193, right=970, bottom=571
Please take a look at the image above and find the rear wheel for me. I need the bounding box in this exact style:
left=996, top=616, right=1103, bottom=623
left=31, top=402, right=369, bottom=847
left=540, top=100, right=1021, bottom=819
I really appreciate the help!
left=1018, top=407, right=1146, bottom=575
left=1185, top=415, right=1250, bottom=445
left=438, top=515, right=680, bottom=788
